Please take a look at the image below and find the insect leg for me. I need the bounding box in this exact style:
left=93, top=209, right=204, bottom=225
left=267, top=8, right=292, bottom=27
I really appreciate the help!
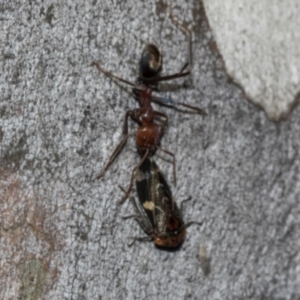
left=180, top=197, right=202, bottom=227
left=96, top=110, right=135, bottom=179
left=127, top=236, right=153, bottom=247
left=151, top=95, right=207, bottom=115
left=185, top=220, right=202, bottom=228
left=119, top=149, right=149, bottom=204
left=156, top=146, right=176, bottom=186
left=92, top=61, right=136, bottom=87
left=180, top=196, right=192, bottom=211
left=153, top=110, right=169, bottom=137
left=169, top=4, right=193, bottom=73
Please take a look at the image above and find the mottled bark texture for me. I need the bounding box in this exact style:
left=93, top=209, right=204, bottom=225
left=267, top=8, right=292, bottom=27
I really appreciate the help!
left=1, top=1, right=299, bottom=299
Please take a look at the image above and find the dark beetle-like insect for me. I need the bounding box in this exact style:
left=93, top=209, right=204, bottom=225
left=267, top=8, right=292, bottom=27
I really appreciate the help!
left=127, top=158, right=187, bottom=248
left=93, top=8, right=206, bottom=203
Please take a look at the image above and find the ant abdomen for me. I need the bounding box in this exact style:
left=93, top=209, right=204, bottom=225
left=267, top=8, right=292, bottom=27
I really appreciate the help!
left=139, top=44, right=162, bottom=78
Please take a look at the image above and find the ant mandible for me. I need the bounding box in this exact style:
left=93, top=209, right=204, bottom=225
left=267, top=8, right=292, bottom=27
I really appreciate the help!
left=92, top=7, right=206, bottom=204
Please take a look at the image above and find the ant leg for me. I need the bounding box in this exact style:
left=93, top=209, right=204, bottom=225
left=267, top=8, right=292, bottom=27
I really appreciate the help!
left=157, top=146, right=177, bottom=186
left=177, top=102, right=207, bottom=115
left=119, top=149, right=149, bottom=204
left=153, top=111, right=177, bottom=185
left=154, top=110, right=168, bottom=124
left=92, top=61, right=136, bottom=87
left=151, top=95, right=207, bottom=115
left=153, top=110, right=169, bottom=134
left=141, top=70, right=190, bottom=83
left=169, top=5, right=193, bottom=73
left=179, top=63, right=189, bottom=74
left=97, top=110, right=134, bottom=179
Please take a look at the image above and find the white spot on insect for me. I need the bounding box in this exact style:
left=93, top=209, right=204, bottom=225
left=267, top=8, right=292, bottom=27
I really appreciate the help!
left=155, top=182, right=162, bottom=192
left=135, top=169, right=147, bottom=181
left=143, top=201, right=155, bottom=210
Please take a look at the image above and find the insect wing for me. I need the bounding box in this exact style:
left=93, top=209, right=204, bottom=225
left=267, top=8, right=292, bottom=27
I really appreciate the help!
left=135, top=158, right=157, bottom=227
left=135, top=158, right=186, bottom=248
left=155, top=162, right=185, bottom=236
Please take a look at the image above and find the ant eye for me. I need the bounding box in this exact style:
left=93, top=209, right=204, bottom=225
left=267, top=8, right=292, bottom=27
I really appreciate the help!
left=139, top=44, right=162, bottom=78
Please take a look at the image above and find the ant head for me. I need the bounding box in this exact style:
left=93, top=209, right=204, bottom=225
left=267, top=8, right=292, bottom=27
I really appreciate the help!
left=139, top=44, right=162, bottom=78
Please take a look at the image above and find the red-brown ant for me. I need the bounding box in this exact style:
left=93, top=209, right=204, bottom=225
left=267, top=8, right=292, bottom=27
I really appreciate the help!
left=93, top=8, right=206, bottom=203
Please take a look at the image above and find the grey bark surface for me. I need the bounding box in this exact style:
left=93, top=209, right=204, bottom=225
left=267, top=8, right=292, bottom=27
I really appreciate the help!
left=1, top=1, right=299, bottom=299
left=202, top=0, right=300, bottom=121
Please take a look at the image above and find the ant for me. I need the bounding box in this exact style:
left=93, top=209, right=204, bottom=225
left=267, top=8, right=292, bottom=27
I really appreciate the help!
left=92, top=7, right=206, bottom=204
